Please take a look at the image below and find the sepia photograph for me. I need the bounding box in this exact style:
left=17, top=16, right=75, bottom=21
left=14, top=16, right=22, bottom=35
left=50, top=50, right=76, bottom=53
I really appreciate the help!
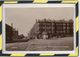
left=3, top=4, right=75, bottom=53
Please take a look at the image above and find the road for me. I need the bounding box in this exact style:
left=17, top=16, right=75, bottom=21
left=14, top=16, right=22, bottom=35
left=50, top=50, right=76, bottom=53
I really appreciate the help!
left=6, top=37, right=74, bottom=51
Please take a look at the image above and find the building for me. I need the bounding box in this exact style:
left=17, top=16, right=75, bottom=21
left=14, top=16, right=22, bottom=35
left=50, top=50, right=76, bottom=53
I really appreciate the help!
left=28, top=18, right=73, bottom=39
left=6, top=24, right=19, bottom=43
left=28, top=20, right=39, bottom=39
left=12, top=28, right=19, bottom=41
left=6, top=24, right=13, bottom=43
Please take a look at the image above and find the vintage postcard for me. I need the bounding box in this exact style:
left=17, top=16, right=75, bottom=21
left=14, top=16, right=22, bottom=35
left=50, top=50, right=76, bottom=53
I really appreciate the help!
left=2, top=4, right=76, bottom=54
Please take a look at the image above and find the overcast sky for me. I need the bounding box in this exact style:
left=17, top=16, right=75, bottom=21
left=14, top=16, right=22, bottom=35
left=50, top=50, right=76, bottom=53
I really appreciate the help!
left=5, top=7, right=74, bottom=36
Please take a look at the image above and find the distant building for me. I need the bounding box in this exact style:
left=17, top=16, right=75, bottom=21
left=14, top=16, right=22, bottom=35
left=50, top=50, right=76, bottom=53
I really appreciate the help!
left=18, top=34, right=25, bottom=39
left=28, top=19, right=73, bottom=39
left=12, top=29, right=19, bottom=41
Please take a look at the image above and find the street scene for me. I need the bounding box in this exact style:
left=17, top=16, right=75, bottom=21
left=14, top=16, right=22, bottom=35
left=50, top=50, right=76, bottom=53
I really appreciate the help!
left=5, top=7, right=74, bottom=51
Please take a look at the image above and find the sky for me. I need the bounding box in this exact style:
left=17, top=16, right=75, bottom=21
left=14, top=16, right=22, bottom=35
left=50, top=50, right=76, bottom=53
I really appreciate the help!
left=5, top=7, right=74, bottom=36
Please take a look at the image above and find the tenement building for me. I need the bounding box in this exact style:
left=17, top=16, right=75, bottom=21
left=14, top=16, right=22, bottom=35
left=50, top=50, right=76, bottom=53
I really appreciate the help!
left=28, top=19, right=73, bottom=39
left=6, top=23, right=19, bottom=43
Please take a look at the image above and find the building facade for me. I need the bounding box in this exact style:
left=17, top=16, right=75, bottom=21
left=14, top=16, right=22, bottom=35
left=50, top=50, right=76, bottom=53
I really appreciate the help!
left=28, top=19, right=73, bottom=39
left=6, top=24, right=13, bottom=43
left=6, top=24, right=19, bottom=43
